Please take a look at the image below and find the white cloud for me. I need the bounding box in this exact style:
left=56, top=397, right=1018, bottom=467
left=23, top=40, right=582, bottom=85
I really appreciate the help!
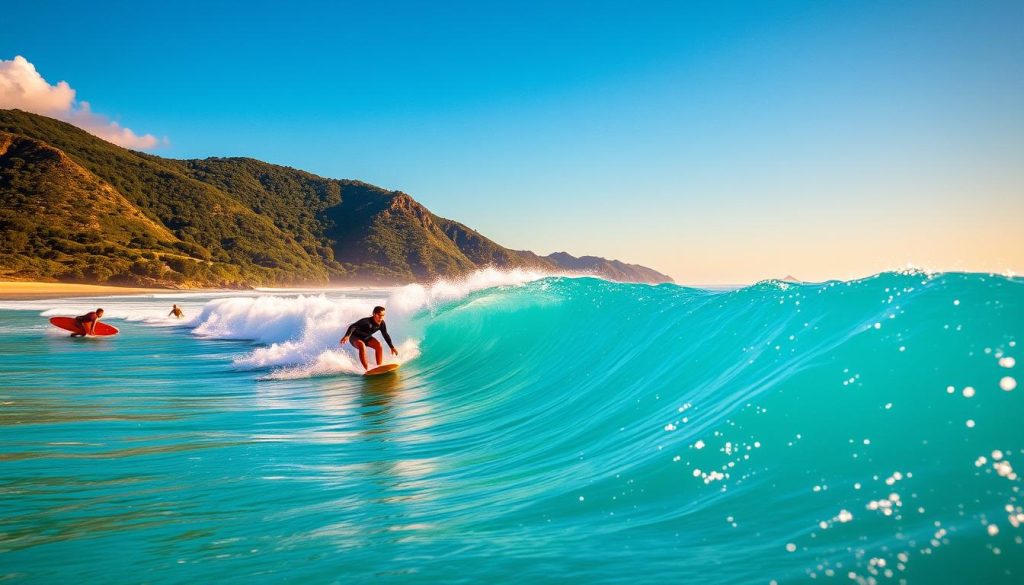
left=0, top=55, right=165, bottom=149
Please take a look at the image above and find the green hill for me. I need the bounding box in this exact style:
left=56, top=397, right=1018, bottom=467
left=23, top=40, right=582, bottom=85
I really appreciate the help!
left=0, top=109, right=673, bottom=287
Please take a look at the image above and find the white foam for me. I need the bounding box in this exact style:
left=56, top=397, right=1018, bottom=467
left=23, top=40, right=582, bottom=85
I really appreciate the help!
left=262, top=341, right=422, bottom=380
left=188, top=268, right=553, bottom=377
left=10, top=291, right=236, bottom=327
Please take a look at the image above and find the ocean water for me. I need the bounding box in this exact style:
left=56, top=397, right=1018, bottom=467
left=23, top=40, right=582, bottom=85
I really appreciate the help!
left=0, top=269, right=1021, bottom=584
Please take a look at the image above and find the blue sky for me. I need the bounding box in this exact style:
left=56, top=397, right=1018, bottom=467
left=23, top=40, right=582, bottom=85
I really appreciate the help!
left=3, top=0, right=1022, bottom=282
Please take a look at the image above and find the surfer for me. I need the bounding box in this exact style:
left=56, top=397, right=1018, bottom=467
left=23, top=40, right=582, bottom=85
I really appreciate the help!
left=340, top=306, right=398, bottom=370
left=74, top=308, right=104, bottom=336
left=168, top=304, right=184, bottom=318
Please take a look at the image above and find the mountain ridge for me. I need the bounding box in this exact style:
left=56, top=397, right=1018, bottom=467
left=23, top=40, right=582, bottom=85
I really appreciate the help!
left=0, top=109, right=673, bottom=287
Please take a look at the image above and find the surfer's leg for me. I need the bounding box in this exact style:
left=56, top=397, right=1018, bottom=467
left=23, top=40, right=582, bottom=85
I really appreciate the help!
left=351, top=339, right=369, bottom=370
left=367, top=338, right=383, bottom=366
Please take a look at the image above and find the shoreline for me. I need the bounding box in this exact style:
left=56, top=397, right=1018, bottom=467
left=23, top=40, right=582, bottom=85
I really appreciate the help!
left=0, top=271, right=693, bottom=302
left=0, top=281, right=177, bottom=301
left=0, top=280, right=396, bottom=301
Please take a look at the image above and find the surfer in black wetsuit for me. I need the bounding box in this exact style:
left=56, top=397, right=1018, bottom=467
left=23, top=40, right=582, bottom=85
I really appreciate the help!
left=340, top=306, right=398, bottom=370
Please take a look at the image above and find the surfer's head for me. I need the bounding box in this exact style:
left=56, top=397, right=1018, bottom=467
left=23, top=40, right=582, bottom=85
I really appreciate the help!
left=96, top=308, right=104, bottom=317
left=372, top=306, right=385, bottom=323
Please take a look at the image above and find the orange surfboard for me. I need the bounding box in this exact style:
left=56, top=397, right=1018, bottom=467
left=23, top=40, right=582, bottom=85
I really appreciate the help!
left=364, top=363, right=400, bottom=376
left=49, top=316, right=120, bottom=336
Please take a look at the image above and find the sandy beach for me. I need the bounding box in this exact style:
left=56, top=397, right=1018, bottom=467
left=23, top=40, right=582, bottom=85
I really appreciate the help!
left=0, top=281, right=172, bottom=300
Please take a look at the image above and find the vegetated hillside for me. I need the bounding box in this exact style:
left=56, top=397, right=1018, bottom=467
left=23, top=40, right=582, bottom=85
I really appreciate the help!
left=0, top=110, right=327, bottom=286
left=0, top=133, right=182, bottom=284
left=0, top=109, right=673, bottom=287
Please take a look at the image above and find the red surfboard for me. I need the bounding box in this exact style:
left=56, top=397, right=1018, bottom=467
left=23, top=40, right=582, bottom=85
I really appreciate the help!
left=49, top=316, right=120, bottom=336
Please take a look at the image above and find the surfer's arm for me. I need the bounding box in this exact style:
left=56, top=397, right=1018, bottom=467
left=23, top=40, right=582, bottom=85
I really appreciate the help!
left=380, top=322, right=398, bottom=355
left=340, top=321, right=358, bottom=344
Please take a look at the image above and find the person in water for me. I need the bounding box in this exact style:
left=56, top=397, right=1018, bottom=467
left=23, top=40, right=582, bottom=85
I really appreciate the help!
left=74, top=308, right=104, bottom=336
left=340, top=306, right=398, bottom=370
left=169, top=304, right=184, bottom=318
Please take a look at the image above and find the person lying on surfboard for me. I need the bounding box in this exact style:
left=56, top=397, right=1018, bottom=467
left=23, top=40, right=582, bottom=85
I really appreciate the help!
left=74, top=308, right=104, bottom=336
left=340, top=306, right=398, bottom=370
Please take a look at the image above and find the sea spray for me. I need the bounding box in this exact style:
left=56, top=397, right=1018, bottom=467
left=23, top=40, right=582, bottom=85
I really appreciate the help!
left=187, top=268, right=558, bottom=376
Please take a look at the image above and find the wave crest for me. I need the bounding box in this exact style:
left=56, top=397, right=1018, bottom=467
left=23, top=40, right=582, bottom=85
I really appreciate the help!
left=188, top=268, right=557, bottom=377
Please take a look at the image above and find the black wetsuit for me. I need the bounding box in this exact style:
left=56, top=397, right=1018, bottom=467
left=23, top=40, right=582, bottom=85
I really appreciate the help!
left=73, top=311, right=100, bottom=336
left=75, top=311, right=99, bottom=325
left=344, top=317, right=395, bottom=349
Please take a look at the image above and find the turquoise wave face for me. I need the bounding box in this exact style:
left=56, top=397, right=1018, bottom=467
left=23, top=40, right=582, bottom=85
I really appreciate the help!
left=408, top=273, right=1023, bottom=582
left=0, top=272, right=1021, bottom=583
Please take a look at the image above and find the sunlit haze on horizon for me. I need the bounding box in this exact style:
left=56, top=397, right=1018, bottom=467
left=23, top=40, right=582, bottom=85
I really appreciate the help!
left=2, top=0, right=1021, bottom=283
